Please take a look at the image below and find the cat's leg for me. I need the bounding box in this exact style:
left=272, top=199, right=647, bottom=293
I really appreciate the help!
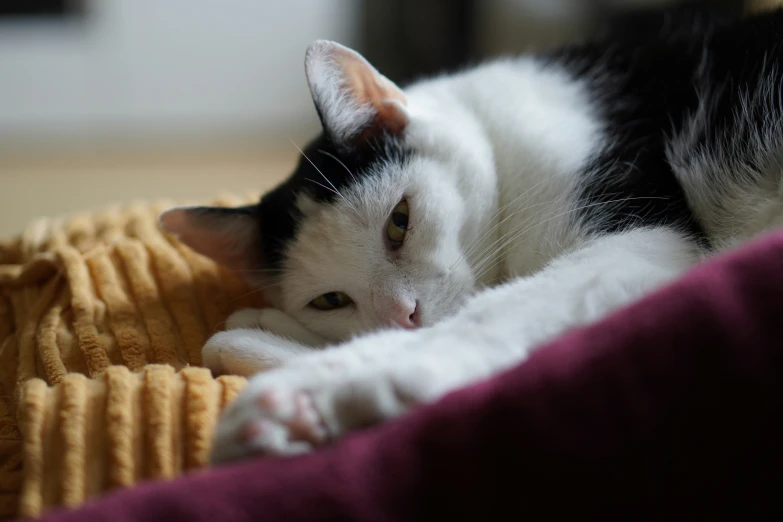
left=205, top=308, right=327, bottom=376
left=202, top=328, right=319, bottom=377
left=209, top=228, right=700, bottom=464
left=225, top=308, right=328, bottom=346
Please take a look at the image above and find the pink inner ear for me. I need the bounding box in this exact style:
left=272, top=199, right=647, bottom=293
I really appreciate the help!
left=334, top=47, right=406, bottom=106
left=308, top=41, right=409, bottom=142
left=369, top=99, right=408, bottom=138
left=158, top=208, right=258, bottom=273
left=333, top=47, right=409, bottom=138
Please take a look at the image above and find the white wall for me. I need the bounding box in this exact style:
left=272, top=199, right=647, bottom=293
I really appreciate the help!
left=0, top=0, right=360, bottom=144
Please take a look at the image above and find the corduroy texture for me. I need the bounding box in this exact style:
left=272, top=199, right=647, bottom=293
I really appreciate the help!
left=15, top=229, right=783, bottom=522
left=0, top=194, right=268, bottom=519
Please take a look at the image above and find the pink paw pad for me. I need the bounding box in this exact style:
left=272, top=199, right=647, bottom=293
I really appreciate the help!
left=254, top=390, right=329, bottom=447
left=237, top=420, right=265, bottom=444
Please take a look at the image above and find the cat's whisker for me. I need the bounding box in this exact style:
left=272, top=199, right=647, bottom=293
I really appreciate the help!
left=232, top=280, right=285, bottom=302
left=467, top=188, right=631, bottom=271
left=457, top=176, right=559, bottom=275
left=463, top=198, right=556, bottom=270
left=470, top=195, right=635, bottom=276
left=471, top=196, right=669, bottom=280
left=233, top=268, right=289, bottom=274
left=318, top=149, right=358, bottom=184
left=461, top=191, right=522, bottom=261
left=212, top=320, right=229, bottom=335
left=464, top=189, right=579, bottom=270
left=470, top=194, right=634, bottom=276
left=290, top=138, right=359, bottom=215
left=461, top=175, right=553, bottom=261
left=306, top=178, right=343, bottom=197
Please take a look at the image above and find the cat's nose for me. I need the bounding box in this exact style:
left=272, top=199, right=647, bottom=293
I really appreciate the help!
left=390, top=299, right=420, bottom=329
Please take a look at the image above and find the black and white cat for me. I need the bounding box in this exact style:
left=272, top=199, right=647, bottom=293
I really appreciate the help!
left=160, top=8, right=783, bottom=464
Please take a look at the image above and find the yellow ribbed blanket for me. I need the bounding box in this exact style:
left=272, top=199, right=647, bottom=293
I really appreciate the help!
left=0, top=193, right=269, bottom=519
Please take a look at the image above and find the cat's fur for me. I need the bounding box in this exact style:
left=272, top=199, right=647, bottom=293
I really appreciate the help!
left=160, top=8, right=783, bottom=464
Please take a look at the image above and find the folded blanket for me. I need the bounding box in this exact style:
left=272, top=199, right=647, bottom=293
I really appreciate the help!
left=22, top=228, right=783, bottom=521
left=0, top=195, right=268, bottom=518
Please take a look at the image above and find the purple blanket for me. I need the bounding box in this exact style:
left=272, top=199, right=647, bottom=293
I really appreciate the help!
left=27, top=231, right=783, bottom=521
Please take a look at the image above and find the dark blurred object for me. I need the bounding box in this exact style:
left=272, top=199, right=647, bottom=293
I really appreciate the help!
left=0, top=0, right=83, bottom=18
left=361, top=0, right=477, bottom=85
left=600, top=0, right=746, bottom=44
left=362, top=0, right=748, bottom=85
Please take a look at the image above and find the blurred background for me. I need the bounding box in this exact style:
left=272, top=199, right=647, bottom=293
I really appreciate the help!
left=0, top=0, right=776, bottom=236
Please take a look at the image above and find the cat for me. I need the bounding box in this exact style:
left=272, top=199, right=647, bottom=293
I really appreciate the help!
left=160, top=8, right=783, bottom=465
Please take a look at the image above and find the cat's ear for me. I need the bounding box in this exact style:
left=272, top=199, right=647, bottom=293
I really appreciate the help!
left=158, top=205, right=261, bottom=273
left=305, top=40, right=409, bottom=145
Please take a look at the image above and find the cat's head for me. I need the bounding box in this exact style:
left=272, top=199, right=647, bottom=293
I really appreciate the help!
left=159, top=41, right=496, bottom=341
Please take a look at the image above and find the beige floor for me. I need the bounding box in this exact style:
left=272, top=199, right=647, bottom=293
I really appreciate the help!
left=0, top=145, right=296, bottom=239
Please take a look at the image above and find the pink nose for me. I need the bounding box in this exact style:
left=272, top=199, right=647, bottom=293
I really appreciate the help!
left=390, top=299, right=420, bottom=329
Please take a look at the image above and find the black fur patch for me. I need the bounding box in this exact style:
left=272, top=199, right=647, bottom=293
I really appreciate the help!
left=257, top=7, right=783, bottom=267
left=254, top=133, right=409, bottom=267
left=551, top=8, right=783, bottom=248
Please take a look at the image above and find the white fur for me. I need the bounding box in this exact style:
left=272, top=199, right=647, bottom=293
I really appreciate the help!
left=210, top=227, right=698, bottom=463
left=305, top=40, right=407, bottom=143
left=253, top=57, right=603, bottom=343
left=667, top=64, right=783, bottom=250
left=204, top=48, right=778, bottom=464
left=225, top=308, right=327, bottom=346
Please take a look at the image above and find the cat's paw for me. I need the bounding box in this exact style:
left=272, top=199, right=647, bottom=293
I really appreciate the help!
left=225, top=308, right=266, bottom=330
left=202, top=328, right=313, bottom=377
left=210, top=364, right=353, bottom=464
left=210, top=382, right=330, bottom=463
left=225, top=307, right=327, bottom=347
left=209, top=333, right=441, bottom=464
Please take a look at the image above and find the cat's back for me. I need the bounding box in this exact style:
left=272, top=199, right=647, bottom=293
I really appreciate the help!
left=546, top=8, right=783, bottom=251
left=407, top=8, right=783, bottom=280
left=663, top=9, right=783, bottom=248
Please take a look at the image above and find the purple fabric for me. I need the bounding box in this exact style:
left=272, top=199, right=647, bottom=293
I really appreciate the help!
left=27, top=231, right=783, bottom=521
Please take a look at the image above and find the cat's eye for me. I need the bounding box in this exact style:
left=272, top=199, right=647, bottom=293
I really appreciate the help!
left=309, top=291, right=353, bottom=311
left=386, top=199, right=409, bottom=248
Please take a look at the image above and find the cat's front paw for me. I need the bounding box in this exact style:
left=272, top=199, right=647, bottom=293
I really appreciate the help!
left=210, top=365, right=346, bottom=464
left=202, top=328, right=314, bottom=377
left=209, top=332, right=441, bottom=465
left=225, top=307, right=327, bottom=347
left=225, top=308, right=266, bottom=330
left=210, top=378, right=331, bottom=463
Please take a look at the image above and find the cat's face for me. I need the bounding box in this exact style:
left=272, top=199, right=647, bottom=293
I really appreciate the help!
left=271, top=139, right=475, bottom=340
left=159, top=41, right=495, bottom=341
